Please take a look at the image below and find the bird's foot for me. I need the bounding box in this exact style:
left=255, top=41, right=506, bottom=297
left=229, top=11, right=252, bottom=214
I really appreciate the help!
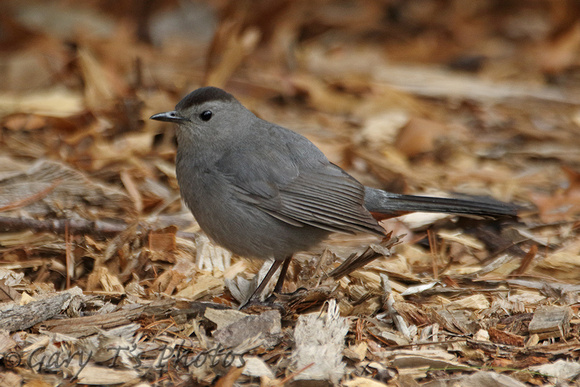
left=238, top=287, right=308, bottom=311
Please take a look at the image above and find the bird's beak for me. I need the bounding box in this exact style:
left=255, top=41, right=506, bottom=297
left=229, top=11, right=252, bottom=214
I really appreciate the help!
left=150, top=111, right=188, bottom=123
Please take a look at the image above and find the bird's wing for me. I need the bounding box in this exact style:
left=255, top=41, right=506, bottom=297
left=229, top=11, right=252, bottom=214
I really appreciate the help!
left=215, top=144, right=384, bottom=236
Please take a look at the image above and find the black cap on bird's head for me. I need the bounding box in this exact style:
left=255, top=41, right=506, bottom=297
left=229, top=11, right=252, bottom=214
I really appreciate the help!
left=150, top=87, right=236, bottom=123
left=176, top=87, right=235, bottom=110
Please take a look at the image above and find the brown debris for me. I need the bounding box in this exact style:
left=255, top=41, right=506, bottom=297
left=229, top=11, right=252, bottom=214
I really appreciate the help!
left=528, top=305, right=573, bottom=340
left=0, top=288, right=81, bottom=331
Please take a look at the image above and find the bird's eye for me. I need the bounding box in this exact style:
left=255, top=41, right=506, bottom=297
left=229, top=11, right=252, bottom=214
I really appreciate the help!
left=200, top=110, right=213, bottom=121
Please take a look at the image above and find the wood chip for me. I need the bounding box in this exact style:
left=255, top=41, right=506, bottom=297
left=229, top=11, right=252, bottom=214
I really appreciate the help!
left=528, top=305, right=572, bottom=340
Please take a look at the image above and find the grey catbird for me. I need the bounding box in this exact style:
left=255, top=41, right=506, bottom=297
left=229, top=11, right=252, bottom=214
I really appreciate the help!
left=151, top=87, right=516, bottom=302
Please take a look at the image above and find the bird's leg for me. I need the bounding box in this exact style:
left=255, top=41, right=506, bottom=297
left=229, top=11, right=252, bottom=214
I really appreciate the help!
left=273, top=256, right=292, bottom=294
left=240, top=257, right=292, bottom=309
left=247, top=259, right=284, bottom=301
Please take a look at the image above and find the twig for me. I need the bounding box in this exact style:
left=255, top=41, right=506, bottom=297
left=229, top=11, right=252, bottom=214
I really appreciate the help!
left=327, top=233, right=400, bottom=280
left=275, top=362, right=315, bottom=386
left=0, top=216, right=128, bottom=236
left=0, top=179, right=61, bottom=213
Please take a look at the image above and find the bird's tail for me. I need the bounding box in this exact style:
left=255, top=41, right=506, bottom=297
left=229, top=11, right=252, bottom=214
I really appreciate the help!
left=364, top=187, right=517, bottom=219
